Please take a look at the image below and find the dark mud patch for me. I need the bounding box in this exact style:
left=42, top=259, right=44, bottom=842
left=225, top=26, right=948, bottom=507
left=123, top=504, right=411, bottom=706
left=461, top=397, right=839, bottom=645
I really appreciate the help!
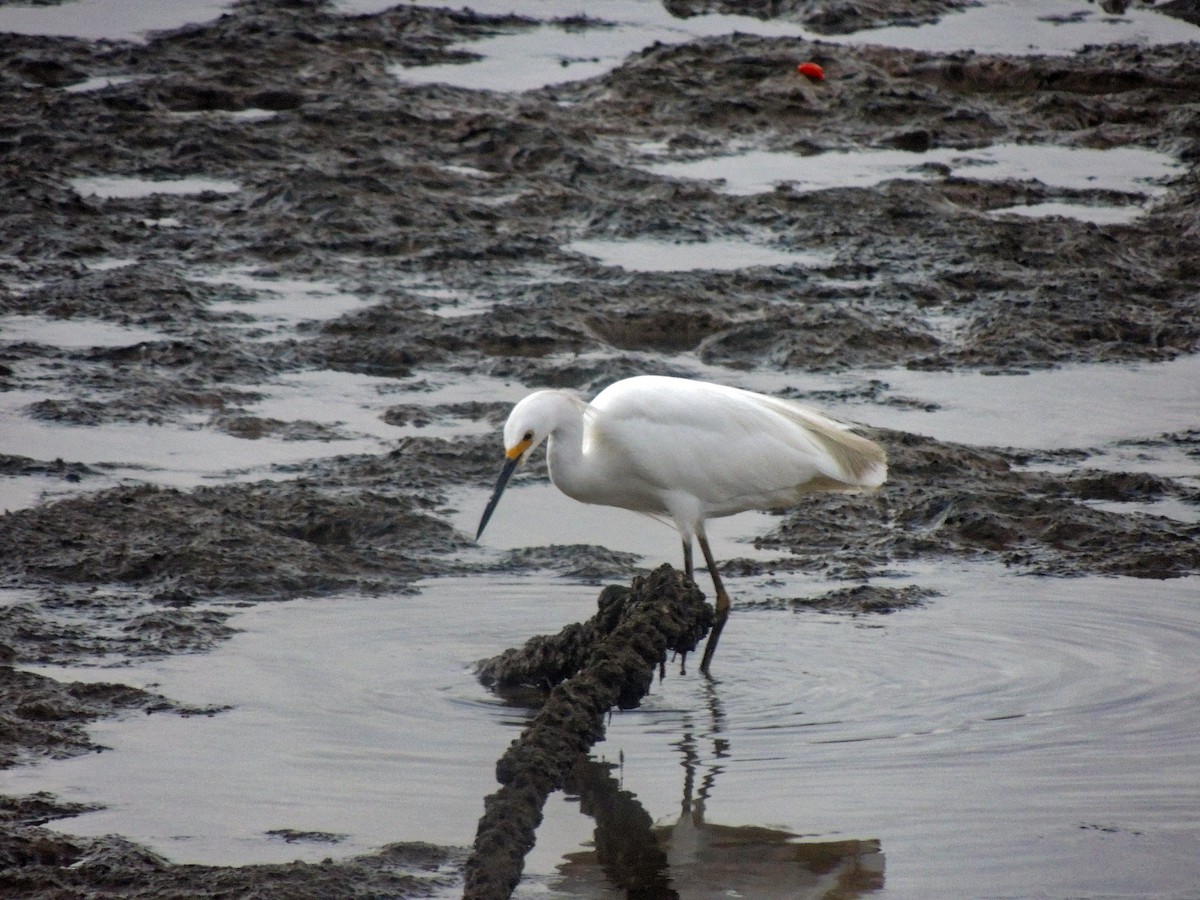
left=698, top=300, right=943, bottom=372
left=266, top=828, right=349, bottom=845
left=382, top=399, right=510, bottom=431
left=3, top=15, right=1197, bottom=396
left=211, top=413, right=348, bottom=441
left=0, top=594, right=237, bottom=665
left=1, top=478, right=467, bottom=603
left=0, top=666, right=224, bottom=769
left=760, top=430, right=1200, bottom=579
left=0, top=832, right=463, bottom=900
left=0, top=455, right=95, bottom=483
left=497, top=545, right=648, bottom=582
left=742, top=583, right=937, bottom=614
left=1067, top=469, right=1181, bottom=502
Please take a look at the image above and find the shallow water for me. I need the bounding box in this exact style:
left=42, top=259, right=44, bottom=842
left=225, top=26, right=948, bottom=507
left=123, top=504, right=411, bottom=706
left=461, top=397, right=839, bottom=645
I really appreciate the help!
left=195, top=268, right=375, bottom=337
left=838, top=0, right=1200, bottom=56
left=384, top=0, right=811, bottom=92
left=536, top=567, right=1200, bottom=899
left=643, top=143, right=1183, bottom=208
left=8, top=566, right=1200, bottom=898
left=568, top=237, right=834, bottom=273
left=5, top=0, right=1198, bottom=72
left=988, top=200, right=1149, bottom=226
left=381, top=0, right=1200, bottom=92
left=0, top=314, right=168, bottom=349
left=0, top=0, right=234, bottom=42
left=5, top=580, right=566, bottom=864
left=859, top=354, right=1200, bottom=453
left=69, top=175, right=242, bottom=198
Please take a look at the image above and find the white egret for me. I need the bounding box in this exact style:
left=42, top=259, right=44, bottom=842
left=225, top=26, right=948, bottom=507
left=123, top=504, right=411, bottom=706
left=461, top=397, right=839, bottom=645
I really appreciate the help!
left=476, top=375, right=887, bottom=673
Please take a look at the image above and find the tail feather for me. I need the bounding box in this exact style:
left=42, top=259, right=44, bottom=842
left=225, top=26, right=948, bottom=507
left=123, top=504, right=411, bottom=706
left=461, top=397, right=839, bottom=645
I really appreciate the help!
left=763, top=396, right=888, bottom=489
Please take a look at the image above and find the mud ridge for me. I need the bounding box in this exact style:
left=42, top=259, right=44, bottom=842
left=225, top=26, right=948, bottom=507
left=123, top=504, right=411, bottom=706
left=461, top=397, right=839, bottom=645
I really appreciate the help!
left=466, top=565, right=712, bottom=899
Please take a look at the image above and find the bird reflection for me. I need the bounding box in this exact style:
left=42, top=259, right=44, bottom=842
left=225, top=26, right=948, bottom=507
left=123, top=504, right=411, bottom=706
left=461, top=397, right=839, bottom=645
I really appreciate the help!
left=556, top=683, right=884, bottom=898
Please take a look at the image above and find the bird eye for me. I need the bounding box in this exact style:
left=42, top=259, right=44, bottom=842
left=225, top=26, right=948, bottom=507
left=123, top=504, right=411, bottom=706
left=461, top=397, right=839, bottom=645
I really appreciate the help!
left=523, top=430, right=534, bottom=442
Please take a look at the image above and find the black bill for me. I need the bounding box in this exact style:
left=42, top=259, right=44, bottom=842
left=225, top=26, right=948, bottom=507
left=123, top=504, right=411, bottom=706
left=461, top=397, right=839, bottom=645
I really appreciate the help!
left=476, top=453, right=521, bottom=539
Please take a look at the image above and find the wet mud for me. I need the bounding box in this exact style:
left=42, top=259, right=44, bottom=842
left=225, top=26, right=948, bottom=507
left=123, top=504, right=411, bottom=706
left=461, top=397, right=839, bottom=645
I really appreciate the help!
left=2, top=0, right=1199, bottom=896
left=467, top=566, right=710, bottom=898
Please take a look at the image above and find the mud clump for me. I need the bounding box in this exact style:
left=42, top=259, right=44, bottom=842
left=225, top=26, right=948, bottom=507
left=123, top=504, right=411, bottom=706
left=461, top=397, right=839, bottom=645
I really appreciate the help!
left=761, top=430, right=1200, bottom=579
left=0, top=828, right=463, bottom=900
left=1, top=481, right=464, bottom=600
left=743, top=583, right=937, bottom=614
left=467, top=566, right=711, bottom=898
left=0, top=667, right=222, bottom=769
left=495, top=545, right=647, bottom=582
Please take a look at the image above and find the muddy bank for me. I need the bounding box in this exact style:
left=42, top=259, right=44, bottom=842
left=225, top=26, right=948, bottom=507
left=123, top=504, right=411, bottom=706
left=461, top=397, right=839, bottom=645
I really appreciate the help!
left=0, top=807, right=463, bottom=900
left=763, top=428, right=1200, bottom=579
left=3, top=10, right=1200, bottom=385
left=2, top=0, right=1200, bottom=895
left=0, top=667, right=224, bottom=768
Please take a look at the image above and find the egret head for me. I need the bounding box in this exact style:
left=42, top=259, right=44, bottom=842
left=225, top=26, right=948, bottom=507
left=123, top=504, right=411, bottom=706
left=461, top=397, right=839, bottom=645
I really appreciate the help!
left=475, top=392, right=557, bottom=540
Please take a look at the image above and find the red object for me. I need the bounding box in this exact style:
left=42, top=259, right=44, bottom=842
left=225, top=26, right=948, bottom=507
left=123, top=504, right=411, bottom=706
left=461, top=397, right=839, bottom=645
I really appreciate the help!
left=796, top=61, right=825, bottom=81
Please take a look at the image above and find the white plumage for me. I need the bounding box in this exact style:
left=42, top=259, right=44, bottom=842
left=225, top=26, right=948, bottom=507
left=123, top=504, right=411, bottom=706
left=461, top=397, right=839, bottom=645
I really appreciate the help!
left=477, top=375, right=886, bottom=672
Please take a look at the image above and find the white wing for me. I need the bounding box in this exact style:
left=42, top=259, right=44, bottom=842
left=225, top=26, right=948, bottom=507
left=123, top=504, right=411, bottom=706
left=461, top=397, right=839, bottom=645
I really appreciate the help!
left=586, top=376, right=886, bottom=518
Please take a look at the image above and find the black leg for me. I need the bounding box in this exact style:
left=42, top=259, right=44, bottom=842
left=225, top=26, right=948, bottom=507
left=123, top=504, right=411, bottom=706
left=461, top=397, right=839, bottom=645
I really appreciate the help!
left=696, top=531, right=730, bottom=674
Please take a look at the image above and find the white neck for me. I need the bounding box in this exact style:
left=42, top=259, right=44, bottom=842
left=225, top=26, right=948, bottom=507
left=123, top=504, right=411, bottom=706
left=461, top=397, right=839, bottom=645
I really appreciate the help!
left=543, top=394, right=593, bottom=502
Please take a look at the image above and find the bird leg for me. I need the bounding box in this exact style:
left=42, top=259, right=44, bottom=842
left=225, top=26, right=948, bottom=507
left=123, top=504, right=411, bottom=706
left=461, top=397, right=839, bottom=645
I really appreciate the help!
left=696, top=533, right=730, bottom=674
left=674, top=540, right=695, bottom=674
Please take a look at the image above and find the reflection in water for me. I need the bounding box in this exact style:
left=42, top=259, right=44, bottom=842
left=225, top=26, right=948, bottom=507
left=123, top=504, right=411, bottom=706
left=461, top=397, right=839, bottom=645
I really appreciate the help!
left=563, top=759, right=676, bottom=898
left=555, top=683, right=884, bottom=898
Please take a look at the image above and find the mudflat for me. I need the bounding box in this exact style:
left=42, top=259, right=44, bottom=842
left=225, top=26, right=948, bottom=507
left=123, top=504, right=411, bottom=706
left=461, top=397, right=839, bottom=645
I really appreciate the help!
left=1, top=1, right=1198, bottom=896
